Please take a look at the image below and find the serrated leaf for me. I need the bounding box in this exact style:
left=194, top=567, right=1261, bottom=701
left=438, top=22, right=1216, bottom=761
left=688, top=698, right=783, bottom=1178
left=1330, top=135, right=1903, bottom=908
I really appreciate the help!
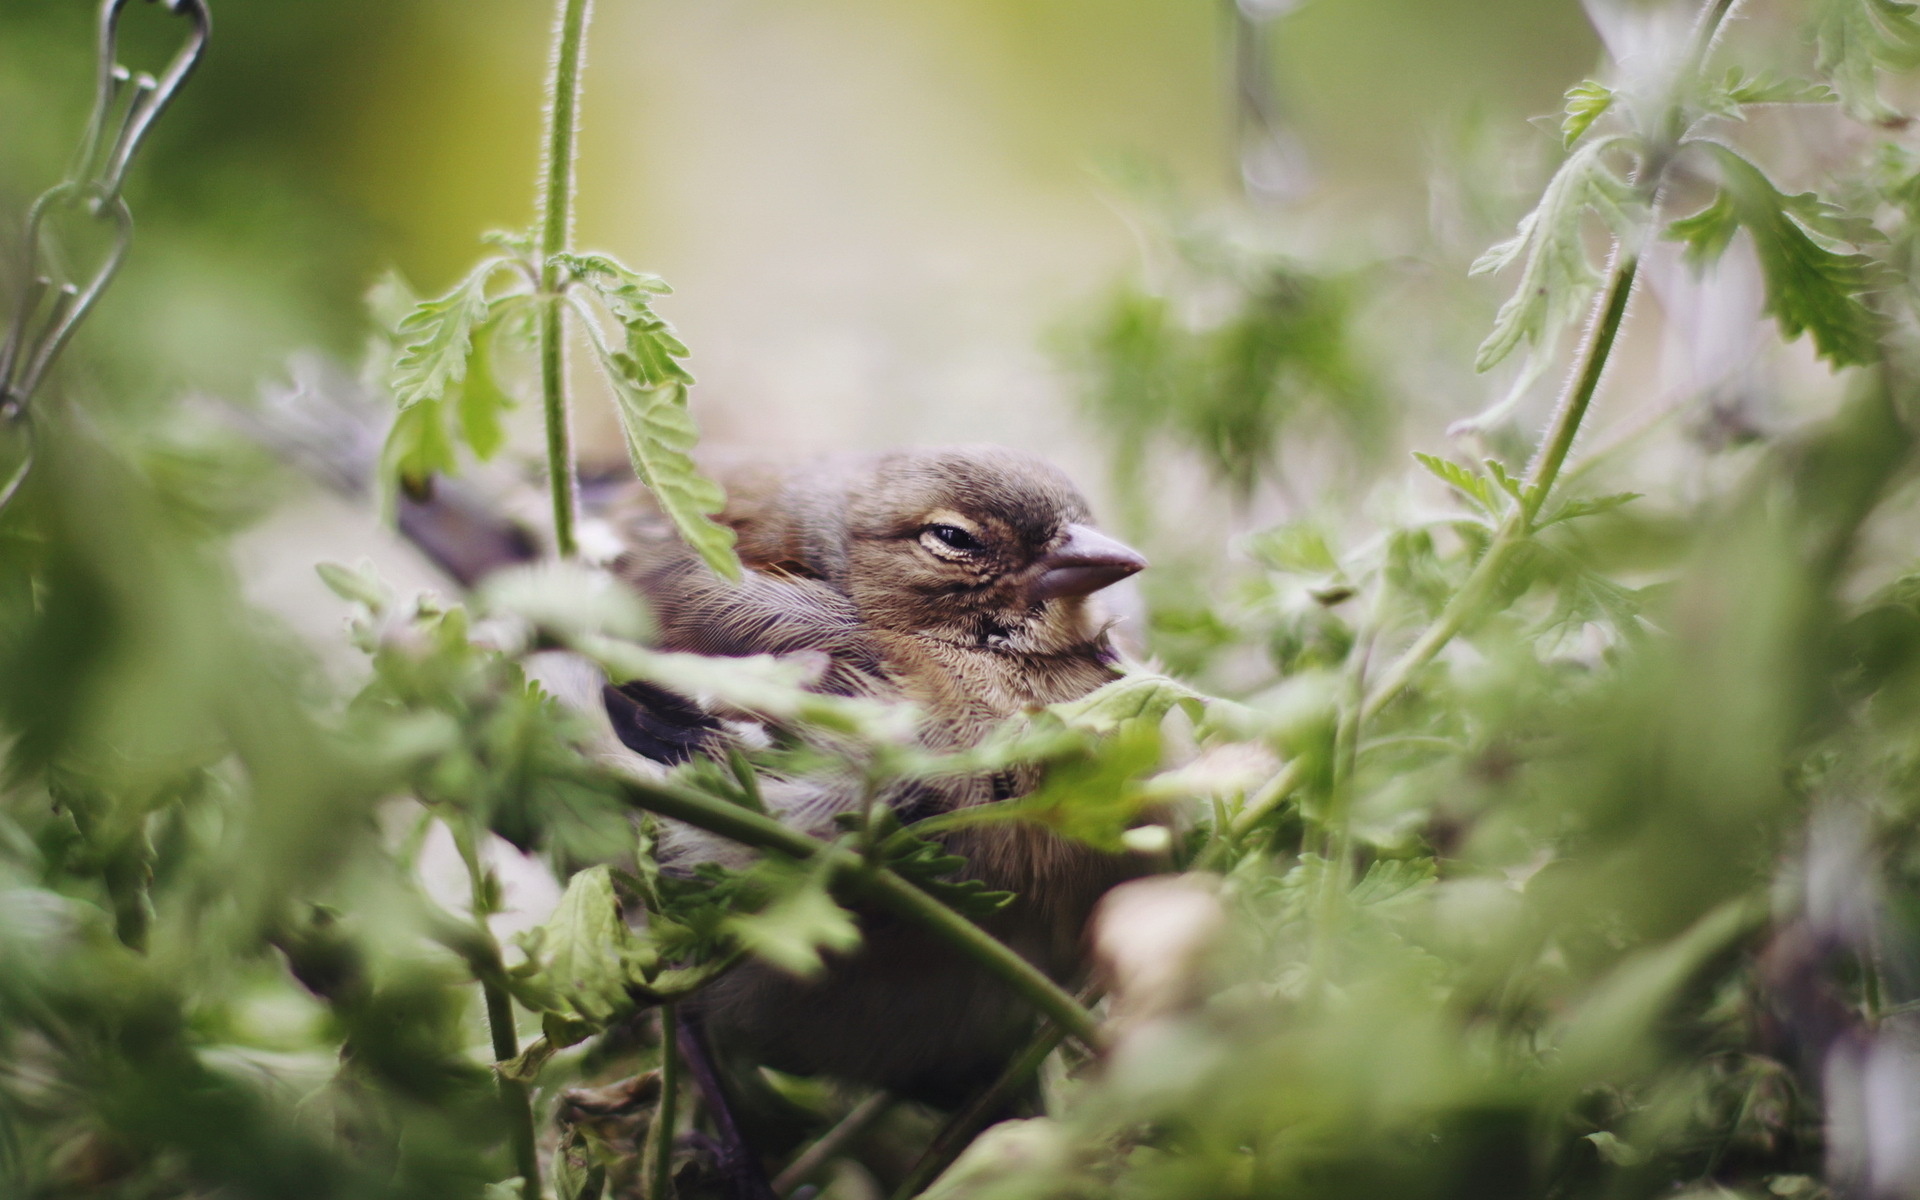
left=568, top=283, right=742, bottom=581
left=1538, top=491, right=1643, bottom=528
left=1414, top=452, right=1499, bottom=514
left=455, top=315, right=519, bottom=462
left=723, top=859, right=861, bottom=978
left=1706, top=67, right=1837, bottom=120
left=868, top=813, right=1015, bottom=918
left=1472, top=137, right=1640, bottom=372
left=520, top=865, right=655, bottom=1025
left=1483, top=458, right=1528, bottom=504
left=378, top=259, right=518, bottom=489
left=1674, top=144, right=1883, bottom=366
left=1049, top=671, right=1208, bottom=735
left=937, top=723, right=1164, bottom=852
left=1562, top=80, right=1615, bottom=147
left=1349, top=857, right=1437, bottom=907
left=1668, top=192, right=1742, bottom=268
left=1812, top=0, right=1920, bottom=124
left=389, top=260, right=504, bottom=414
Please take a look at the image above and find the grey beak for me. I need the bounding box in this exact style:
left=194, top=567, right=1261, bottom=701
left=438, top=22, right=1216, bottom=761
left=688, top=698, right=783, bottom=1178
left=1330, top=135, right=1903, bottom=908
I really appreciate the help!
left=1029, top=524, right=1148, bottom=603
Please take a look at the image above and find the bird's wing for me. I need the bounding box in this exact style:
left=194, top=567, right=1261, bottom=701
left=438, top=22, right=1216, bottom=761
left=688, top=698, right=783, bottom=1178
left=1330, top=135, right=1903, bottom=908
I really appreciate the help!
left=616, top=522, right=884, bottom=696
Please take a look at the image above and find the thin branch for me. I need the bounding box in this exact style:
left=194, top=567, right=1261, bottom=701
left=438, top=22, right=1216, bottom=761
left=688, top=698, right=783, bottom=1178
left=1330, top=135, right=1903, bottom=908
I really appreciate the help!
left=774, top=1091, right=893, bottom=1196
left=890, top=1015, right=1073, bottom=1200
left=647, top=1002, right=679, bottom=1200
left=614, top=775, right=1105, bottom=1051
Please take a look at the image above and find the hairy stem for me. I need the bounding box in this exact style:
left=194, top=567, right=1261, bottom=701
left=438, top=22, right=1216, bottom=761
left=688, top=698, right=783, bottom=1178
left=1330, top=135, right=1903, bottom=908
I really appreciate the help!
left=536, top=0, right=594, bottom=557
left=615, top=775, right=1104, bottom=1050
left=1522, top=253, right=1640, bottom=517
left=648, top=1002, right=679, bottom=1200
left=1354, top=0, right=1737, bottom=723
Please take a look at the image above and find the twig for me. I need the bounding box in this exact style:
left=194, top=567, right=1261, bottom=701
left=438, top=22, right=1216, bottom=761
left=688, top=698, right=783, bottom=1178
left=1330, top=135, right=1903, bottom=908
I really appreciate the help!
left=648, top=1002, right=679, bottom=1200
left=614, top=775, right=1105, bottom=1051
left=889, top=1018, right=1069, bottom=1200
left=772, top=1091, right=893, bottom=1196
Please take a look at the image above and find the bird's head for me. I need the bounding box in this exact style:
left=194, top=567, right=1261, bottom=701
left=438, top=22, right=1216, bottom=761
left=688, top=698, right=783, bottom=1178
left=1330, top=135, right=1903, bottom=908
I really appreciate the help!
left=836, top=447, right=1146, bottom=653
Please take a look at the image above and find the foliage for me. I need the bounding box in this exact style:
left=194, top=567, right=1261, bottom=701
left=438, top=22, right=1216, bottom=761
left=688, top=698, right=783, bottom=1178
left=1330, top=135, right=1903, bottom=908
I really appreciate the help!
left=6, top=2, right=1920, bottom=1200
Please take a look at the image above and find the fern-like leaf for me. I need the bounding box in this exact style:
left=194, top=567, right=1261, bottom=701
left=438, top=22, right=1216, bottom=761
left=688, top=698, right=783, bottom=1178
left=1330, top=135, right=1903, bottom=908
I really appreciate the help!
left=1812, top=0, right=1920, bottom=123
left=1670, top=143, right=1883, bottom=367
left=1471, top=137, right=1640, bottom=373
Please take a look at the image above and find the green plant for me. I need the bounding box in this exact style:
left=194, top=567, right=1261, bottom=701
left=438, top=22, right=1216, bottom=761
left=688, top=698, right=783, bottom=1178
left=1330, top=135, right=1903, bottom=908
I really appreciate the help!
left=8, top=1, right=1920, bottom=1199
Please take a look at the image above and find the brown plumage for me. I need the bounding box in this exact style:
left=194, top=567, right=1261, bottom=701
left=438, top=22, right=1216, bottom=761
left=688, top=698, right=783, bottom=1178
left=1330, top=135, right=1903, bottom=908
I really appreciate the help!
left=608, top=446, right=1148, bottom=1103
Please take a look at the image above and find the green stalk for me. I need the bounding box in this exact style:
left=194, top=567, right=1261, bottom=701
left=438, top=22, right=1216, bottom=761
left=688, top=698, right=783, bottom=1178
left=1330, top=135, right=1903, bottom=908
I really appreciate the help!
left=452, top=822, right=542, bottom=1200
left=1359, top=253, right=1642, bottom=722
left=890, top=1015, right=1072, bottom=1200
left=615, top=776, right=1104, bottom=1050
left=1521, top=253, right=1641, bottom=519
left=648, top=1002, right=679, bottom=1200
left=776, top=1091, right=893, bottom=1196
left=536, top=0, right=594, bottom=558
left=1355, top=0, right=1737, bottom=723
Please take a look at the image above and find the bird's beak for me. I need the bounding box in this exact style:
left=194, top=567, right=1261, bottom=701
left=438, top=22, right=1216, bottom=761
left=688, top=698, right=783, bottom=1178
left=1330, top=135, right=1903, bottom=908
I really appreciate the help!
left=1029, top=524, right=1148, bottom=603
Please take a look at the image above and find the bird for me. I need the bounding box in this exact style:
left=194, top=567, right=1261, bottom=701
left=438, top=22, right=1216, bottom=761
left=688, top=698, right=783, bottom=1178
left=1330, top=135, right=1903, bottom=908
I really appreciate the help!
left=601, top=446, right=1151, bottom=1104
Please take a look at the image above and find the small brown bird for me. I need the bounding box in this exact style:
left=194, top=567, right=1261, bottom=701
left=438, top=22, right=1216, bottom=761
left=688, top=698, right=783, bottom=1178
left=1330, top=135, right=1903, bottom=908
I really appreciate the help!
left=606, top=447, right=1149, bottom=1103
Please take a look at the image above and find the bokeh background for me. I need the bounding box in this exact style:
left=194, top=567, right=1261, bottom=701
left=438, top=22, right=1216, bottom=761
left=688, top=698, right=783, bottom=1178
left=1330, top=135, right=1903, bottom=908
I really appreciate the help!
left=0, top=0, right=1595, bottom=475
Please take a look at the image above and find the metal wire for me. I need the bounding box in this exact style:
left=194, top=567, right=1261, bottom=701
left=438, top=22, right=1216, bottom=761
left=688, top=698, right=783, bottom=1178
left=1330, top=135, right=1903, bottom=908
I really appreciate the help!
left=0, top=0, right=210, bottom=511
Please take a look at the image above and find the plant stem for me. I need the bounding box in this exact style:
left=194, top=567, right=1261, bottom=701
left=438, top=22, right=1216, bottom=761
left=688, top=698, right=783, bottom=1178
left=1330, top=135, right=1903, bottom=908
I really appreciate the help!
left=452, top=821, right=543, bottom=1200
left=648, top=1002, right=679, bottom=1200
left=536, top=0, right=594, bottom=558
left=1353, top=0, right=1738, bottom=725
left=614, top=775, right=1105, bottom=1050
left=776, top=1091, right=893, bottom=1196
left=890, top=1013, right=1074, bottom=1200
left=1522, top=252, right=1640, bottom=519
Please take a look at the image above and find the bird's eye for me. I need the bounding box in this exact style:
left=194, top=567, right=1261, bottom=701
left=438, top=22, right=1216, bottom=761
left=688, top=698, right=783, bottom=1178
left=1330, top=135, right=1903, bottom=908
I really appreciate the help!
left=924, top=524, right=982, bottom=553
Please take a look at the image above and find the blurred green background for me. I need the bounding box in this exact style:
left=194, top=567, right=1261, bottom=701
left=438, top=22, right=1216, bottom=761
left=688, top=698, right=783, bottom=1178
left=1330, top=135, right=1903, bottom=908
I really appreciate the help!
left=0, top=0, right=1594, bottom=465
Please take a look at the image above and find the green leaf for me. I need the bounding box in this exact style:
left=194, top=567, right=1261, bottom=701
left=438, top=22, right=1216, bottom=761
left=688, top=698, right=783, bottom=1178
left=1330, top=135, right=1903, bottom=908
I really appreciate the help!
left=1561, top=80, right=1614, bottom=147
left=723, top=858, right=861, bottom=978
left=1348, top=857, right=1437, bottom=907
left=1537, top=491, right=1643, bottom=528
left=1705, top=67, right=1837, bottom=120
left=1483, top=457, right=1528, bottom=505
left=1413, top=452, right=1498, bottom=514
left=1244, top=522, right=1340, bottom=576
left=519, top=865, right=655, bottom=1025
left=1672, top=144, right=1882, bottom=366
left=602, top=372, right=741, bottom=581
left=940, top=723, right=1164, bottom=852
left=560, top=253, right=691, bottom=387
left=1668, top=191, right=1742, bottom=268
left=388, top=260, right=503, bottom=415
left=316, top=561, right=392, bottom=611
left=1048, top=671, right=1208, bottom=735
left=864, top=812, right=1014, bottom=918
left=454, top=314, right=520, bottom=462
left=1812, top=0, right=1920, bottom=123
left=1472, top=137, right=1639, bottom=372
left=378, top=259, right=516, bottom=489
left=565, top=267, right=741, bottom=581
